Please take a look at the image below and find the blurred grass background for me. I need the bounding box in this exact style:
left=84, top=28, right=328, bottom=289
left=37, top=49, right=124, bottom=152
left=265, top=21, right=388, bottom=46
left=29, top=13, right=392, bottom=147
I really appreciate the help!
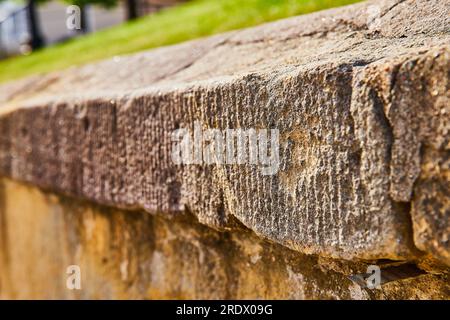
left=0, top=0, right=361, bottom=83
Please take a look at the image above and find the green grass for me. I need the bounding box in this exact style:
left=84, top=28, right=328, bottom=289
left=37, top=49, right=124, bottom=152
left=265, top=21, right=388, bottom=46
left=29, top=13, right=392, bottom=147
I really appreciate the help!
left=0, top=0, right=361, bottom=83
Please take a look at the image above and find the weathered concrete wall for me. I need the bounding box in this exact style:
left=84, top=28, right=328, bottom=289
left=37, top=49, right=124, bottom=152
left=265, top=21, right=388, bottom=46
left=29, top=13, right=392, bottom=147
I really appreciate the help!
left=0, top=178, right=448, bottom=299
left=0, top=0, right=449, bottom=299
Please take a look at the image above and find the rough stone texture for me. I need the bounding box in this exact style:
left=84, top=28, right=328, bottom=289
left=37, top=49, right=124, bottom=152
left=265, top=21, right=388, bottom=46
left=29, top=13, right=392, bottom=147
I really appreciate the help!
left=0, top=178, right=448, bottom=299
left=0, top=0, right=449, bottom=285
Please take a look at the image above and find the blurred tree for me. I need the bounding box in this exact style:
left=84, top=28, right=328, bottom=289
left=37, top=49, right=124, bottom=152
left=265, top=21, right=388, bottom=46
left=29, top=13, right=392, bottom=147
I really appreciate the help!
left=125, top=0, right=137, bottom=20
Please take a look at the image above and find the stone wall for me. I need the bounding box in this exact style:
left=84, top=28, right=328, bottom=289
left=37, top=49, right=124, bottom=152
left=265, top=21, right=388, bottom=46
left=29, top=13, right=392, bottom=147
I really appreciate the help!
left=1, top=178, right=448, bottom=299
left=0, top=0, right=448, bottom=299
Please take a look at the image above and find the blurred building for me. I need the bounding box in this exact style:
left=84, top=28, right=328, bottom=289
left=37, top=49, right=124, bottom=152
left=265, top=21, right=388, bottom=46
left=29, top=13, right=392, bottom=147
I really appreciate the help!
left=0, top=0, right=187, bottom=59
